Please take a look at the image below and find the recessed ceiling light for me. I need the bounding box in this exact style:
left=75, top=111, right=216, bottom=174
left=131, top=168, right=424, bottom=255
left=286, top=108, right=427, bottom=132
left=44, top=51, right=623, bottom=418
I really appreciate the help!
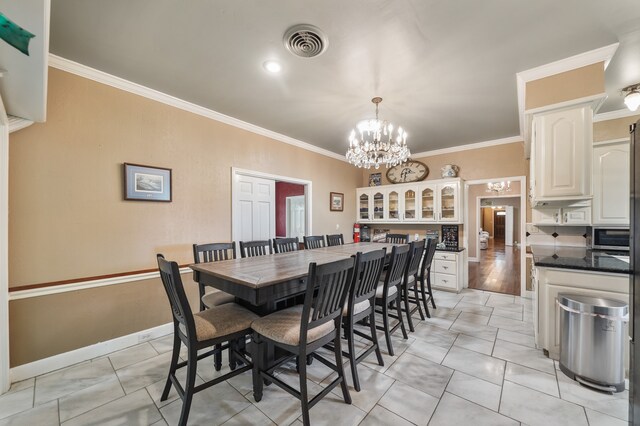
left=263, top=60, right=282, bottom=73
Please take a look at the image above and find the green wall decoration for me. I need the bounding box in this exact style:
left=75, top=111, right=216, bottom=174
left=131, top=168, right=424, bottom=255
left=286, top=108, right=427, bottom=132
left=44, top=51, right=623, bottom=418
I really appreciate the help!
left=0, top=12, right=36, bottom=56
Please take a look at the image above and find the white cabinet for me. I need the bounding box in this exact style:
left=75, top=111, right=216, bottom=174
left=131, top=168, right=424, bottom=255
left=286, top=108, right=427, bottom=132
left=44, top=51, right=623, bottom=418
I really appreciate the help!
left=530, top=105, right=593, bottom=204
left=429, top=250, right=466, bottom=293
left=356, top=178, right=463, bottom=224
left=535, top=267, right=628, bottom=365
left=531, top=203, right=591, bottom=226
left=592, top=140, right=630, bottom=225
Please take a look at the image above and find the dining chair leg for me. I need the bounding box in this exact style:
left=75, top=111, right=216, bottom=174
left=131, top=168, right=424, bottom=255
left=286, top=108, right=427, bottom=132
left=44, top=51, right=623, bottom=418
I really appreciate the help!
left=427, top=274, right=437, bottom=309
left=198, top=284, right=206, bottom=312
left=402, top=285, right=415, bottom=332
left=214, top=343, right=222, bottom=371
left=369, top=310, right=384, bottom=367
left=299, top=348, right=311, bottom=426
left=179, top=345, right=198, bottom=426
left=161, top=331, right=181, bottom=401
left=252, top=335, right=264, bottom=402
left=334, top=327, right=352, bottom=405
left=381, top=301, right=394, bottom=356
left=229, top=339, right=237, bottom=370
left=419, top=280, right=431, bottom=319
left=344, top=317, right=360, bottom=392
left=395, top=292, right=408, bottom=339
left=412, top=283, right=426, bottom=320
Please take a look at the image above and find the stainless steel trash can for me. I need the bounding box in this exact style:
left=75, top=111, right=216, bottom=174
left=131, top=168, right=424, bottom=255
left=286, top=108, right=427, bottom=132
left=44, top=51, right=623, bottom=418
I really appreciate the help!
left=558, top=294, right=628, bottom=392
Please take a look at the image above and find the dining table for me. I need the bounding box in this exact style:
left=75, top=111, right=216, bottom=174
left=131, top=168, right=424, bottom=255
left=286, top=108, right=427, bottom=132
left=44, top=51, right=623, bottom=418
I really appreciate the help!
left=189, top=241, right=405, bottom=400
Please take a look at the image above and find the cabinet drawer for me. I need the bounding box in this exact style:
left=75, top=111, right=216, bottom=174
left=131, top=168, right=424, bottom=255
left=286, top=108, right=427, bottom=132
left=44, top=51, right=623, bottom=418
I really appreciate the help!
left=434, top=259, right=456, bottom=274
left=434, top=273, right=457, bottom=289
left=434, top=252, right=457, bottom=262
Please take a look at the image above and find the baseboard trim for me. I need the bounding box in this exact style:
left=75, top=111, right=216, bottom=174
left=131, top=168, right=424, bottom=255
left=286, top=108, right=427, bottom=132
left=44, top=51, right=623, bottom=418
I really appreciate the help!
left=9, top=322, right=172, bottom=383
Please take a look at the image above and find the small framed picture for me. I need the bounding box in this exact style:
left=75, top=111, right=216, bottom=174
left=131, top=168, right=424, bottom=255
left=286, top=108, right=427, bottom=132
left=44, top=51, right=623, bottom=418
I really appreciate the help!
left=369, top=172, right=382, bottom=187
left=124, top=163, right=172, bottom=202
left=330, top=192, right=344, bottom=212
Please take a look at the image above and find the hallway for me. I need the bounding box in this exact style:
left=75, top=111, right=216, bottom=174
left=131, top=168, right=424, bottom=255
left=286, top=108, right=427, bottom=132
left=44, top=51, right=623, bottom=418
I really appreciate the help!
left=469, top=239, right=521, bottom=296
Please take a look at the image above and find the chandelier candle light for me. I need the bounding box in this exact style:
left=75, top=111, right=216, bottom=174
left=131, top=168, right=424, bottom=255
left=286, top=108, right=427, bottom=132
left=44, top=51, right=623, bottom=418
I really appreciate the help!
left=346, top=97, right=410, bottom=169
left=487, top=181, right=511, bottom=194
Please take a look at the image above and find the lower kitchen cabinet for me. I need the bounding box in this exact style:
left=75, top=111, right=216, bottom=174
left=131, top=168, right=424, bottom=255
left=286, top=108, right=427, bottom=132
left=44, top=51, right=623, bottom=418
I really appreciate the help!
left=534, top=267, right=629, bottom=369
left=430, top=250, right=466, bottom=293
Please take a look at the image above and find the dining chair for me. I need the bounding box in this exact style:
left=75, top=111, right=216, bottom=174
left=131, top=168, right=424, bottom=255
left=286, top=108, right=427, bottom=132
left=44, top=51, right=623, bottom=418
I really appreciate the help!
left=326, top=233, right=344, bottom=247
left=239, top=240, right=273, bottom=258
left=385, top=233, right=410, bottom=244
left=416, top=238, right=438, bottom=317
left=273, top=237, right=300, bottom=253
left=251, top=257, right=355, bottom=426
left=374, top=244, right=410, bottom=356
left=400, top=240, right=426, bottom=332
left=303, top=235, right=325, bottom=249
left=193, top=242, right=238, bottom=371
left=341, top=249, right=386, bottom=391
left=192, top=242, right=236, bottom=311
left=156, top=254, right=258, bottom=426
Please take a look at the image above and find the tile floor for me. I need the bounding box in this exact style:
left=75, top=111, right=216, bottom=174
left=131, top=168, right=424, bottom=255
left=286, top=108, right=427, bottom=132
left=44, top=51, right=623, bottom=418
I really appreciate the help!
left=0, top=289, right=629, bottom=425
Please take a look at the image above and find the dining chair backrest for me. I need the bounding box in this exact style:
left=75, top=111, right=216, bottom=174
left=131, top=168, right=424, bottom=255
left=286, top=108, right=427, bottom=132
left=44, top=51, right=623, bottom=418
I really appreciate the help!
left=382, top=244, right=411, bottom=293
left=239, top=240, right=273, bottom=258
left=272, top=237, right=299, bottom=254
left=303, top=235, right=325, bottom=249
left=406, top=240, right=426, bottom=281
left=419, top=238, right=438, bottom=280
left=386, top=233, right=409, bottom=244
left=157, top=254, right=195, bottom=339
left=300, top=257, right=355, bottom=346
left=350, top=249, right=386, bottom=306
left=326, top=234, right=344, bottom=247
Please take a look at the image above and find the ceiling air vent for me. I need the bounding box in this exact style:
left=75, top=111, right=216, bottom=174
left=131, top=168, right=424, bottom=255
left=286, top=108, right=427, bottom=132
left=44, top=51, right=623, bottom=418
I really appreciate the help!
left=283, top=24, right=328, bottom=58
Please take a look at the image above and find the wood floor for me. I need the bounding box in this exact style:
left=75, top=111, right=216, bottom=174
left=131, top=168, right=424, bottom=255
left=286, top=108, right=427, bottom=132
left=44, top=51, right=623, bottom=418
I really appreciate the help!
left=468, top=238, right=521, bottom=295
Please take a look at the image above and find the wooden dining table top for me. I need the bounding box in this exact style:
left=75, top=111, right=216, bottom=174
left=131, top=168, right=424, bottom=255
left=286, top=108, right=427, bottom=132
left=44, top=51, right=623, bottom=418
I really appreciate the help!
left=190, top=242, right=403, bottom=289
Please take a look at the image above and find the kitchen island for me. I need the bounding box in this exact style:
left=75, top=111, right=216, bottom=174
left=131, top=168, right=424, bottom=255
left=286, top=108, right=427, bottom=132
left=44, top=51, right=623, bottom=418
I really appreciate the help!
left=530, top=245, right=631, bottom=364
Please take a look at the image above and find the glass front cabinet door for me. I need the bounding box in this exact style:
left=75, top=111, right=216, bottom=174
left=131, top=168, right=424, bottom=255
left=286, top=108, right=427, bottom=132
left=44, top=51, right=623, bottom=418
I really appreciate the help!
left=358, top=190, right=370, bottom=221
left=387, top=190, right=400, bottom=221
left=373, top=191, right=384, bottom=221
left=438, top=183, right=459, bottom=222
left=403, top=188, right=417, bottom=221
left=420, top=185, right=437, bottom=222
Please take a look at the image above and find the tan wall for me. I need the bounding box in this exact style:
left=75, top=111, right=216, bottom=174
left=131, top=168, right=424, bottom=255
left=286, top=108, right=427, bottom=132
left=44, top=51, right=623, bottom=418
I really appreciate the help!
left=361, top=142, right=528, bottom=187
left=482, top=208, right=494, bottom=236
left=594, top=114, right=640, bottom=142
left=8, top=68, right=363, bottom=366
left=525, top=63, right=605, bottom=110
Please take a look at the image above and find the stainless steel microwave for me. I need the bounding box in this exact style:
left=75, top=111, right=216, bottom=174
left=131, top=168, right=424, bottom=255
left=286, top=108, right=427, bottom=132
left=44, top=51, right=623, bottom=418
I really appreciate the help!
left=592, top=227, right=630, bottom=251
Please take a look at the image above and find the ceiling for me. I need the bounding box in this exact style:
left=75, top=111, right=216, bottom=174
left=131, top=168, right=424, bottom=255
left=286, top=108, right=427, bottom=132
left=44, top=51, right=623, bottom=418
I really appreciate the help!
left=49, top=1, right=640, bottom=155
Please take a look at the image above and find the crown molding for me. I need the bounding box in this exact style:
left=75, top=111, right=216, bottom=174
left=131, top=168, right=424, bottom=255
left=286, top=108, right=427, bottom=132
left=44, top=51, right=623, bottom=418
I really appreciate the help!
left=593, top=108, right=640, bottom=123
left=7, top=116, right=34, bottom=133
left=516, top=43, right=620, bottom=141
left=410, top=135, right=522, bottom=158
left=47, top=54, right=347, bottom=162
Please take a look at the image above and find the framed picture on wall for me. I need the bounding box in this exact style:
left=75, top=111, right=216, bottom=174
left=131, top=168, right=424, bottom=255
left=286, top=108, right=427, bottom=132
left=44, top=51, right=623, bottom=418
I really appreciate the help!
left=124, top=163, right=172, bottom=202
left=330, top=192, right=344, bottom=211
left=369, top=173, right=382, bottom=187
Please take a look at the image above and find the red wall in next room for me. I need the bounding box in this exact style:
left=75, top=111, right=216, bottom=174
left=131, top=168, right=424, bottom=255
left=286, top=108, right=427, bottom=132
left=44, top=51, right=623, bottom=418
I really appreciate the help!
left=275, top=182, right=305, bottom=237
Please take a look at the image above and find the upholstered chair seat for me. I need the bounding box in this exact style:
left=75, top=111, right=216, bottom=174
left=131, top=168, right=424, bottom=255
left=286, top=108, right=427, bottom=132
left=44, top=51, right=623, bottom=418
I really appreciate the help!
left=186, top=303, right=258, bottom=342
left=342, top=300, right=370, bottom=316
left=201, top=290, right=235, bottom=309
left=251, top=305, right=334, bottom=346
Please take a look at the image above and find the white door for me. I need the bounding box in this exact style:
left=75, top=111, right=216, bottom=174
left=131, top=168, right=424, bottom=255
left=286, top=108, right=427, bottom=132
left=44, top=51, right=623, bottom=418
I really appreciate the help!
left=286, top=195, right=306, bottom=240
left=593, top=141, right=630, bottom=225
left=0, top=93, right=10, bottom=393
left=505, top=206, right=514, bottom=247
left=233, top=174, right=275, bottom=243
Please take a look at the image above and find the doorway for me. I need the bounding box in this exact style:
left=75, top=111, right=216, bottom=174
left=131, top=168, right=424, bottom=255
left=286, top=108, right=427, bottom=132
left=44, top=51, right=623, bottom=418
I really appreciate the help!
left=464, top=177, right=526, bottom=296
left=232, top=168, right=312, bottom=245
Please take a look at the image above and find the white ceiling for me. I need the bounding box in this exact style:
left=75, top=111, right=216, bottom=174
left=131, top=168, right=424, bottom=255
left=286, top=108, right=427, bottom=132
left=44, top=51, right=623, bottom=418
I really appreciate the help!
left=48, top=1, right=640, bottom=155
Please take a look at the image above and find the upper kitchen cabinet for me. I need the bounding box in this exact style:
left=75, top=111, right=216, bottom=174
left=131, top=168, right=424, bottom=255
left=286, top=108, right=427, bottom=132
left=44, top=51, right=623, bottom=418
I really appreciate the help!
left=530, top=105, right=593, bottom=205
left=592, top=139, right=630, bottom=225
left=356, top=178, right=463, bottom=224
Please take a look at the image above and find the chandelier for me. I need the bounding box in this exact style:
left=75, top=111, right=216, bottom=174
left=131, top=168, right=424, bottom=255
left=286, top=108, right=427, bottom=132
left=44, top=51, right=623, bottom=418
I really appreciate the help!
left=346, top=97, right=410, bottom=169
left=487, top=181, right=511, bottom=194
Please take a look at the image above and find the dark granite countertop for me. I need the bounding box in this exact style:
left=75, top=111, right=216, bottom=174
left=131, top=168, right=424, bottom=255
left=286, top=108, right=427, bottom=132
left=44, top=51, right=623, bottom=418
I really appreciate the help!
left=436, top=247, right=465, bottom=252
left=530, top=245, right=631, bottom=274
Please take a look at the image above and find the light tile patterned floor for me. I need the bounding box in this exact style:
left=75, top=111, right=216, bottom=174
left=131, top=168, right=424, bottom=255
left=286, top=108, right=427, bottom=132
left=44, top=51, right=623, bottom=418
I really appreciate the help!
left=0, top=289, right=629, bottom=425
